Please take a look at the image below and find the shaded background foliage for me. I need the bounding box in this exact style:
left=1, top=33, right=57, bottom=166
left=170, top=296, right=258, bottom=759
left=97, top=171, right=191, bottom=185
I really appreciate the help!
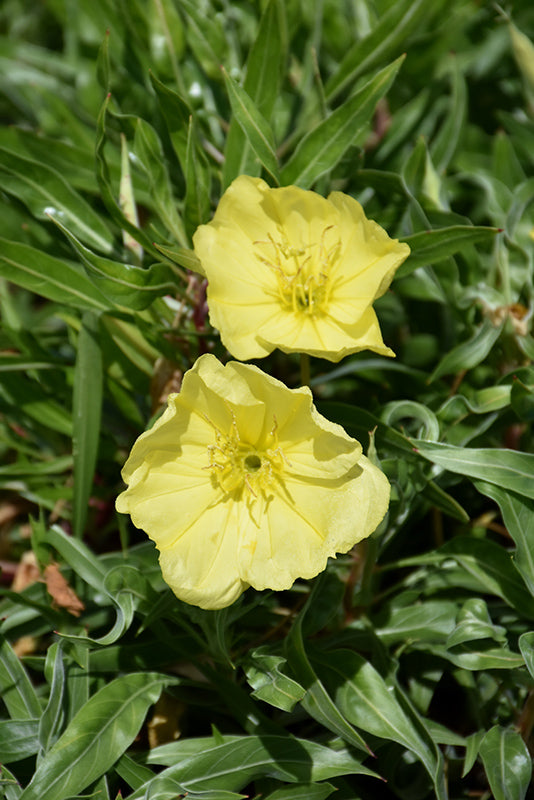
left=0, top=1, right=534, bottom=798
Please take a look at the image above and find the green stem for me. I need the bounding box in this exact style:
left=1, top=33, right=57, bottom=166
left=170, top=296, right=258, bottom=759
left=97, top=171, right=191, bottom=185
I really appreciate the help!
left=300, top=353, right=311, bottom=388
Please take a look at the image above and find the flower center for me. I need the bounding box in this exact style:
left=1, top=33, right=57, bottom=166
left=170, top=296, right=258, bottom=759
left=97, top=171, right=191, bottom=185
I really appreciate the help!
left=204, top=413, right=287, bottom=498
left=255, top=226, right=341, bottom=316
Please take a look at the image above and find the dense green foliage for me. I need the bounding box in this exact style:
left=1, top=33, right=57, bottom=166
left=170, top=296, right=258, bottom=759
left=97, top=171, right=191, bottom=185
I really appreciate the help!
left=1, top=0, right=534, bottom=798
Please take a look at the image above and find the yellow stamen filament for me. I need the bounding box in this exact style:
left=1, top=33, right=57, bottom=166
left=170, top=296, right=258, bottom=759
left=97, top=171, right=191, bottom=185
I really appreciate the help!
left=203, top=411, right=287, bottom=498
left=255, top=226, right=341, bottom=316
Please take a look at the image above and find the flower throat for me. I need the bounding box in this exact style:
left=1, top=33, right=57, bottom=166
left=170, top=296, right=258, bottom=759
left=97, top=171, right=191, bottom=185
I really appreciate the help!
left=255, top=226, right=341, bottom=316
left=204, top=412, right=287, bottom=498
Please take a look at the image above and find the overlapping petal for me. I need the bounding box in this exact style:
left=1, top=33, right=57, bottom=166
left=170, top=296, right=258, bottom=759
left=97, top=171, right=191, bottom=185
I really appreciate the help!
left=116, top=354, right=390, bottom=610
left=193, top=175, right=410, bottom=362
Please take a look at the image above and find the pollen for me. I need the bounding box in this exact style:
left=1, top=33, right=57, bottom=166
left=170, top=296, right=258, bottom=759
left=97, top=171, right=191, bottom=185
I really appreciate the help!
left=255, top=226, right=341, bottom=316
left=204, top=412, right=287, bottom=498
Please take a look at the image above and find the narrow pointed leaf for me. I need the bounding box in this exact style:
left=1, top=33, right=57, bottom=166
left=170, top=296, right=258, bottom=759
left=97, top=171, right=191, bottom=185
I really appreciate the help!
left=52, top=217, right=178, bottom=310
left=281, top=57, right=403, bottom=188
left=223, top=0, right=286, bottom=186
left=136, top=734, right=378, bottom=794
left=474, top=482, right=534, bottom=595
left=0, top=238, right=112, bottom=311
left=413, top=440, right=534, bottom=500
left=0, top=147, right=113, bottom=254
left=428, top=318, right=503, bottom=382
left=184, top=115, right=211, bottom=239
left=72, top=313, right=103, bottom=538
left=399, top=226, right=501, bottom=277
left=0, top=635, right=41, bottom=720
left=325, top=0, right=443, bottom=101
left=222, top=68, right=280, bottom=183
left=312, top=649, right=447, bottom=800
left=0, top=720, right=39, bottom=763
left=285, top=578, right=369, bottom=753
left=18, top=673, right=173, bottom=800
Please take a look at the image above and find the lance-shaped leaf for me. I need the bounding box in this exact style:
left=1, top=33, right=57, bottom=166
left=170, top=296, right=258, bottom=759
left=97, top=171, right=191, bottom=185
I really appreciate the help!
left=412, top=440, right=534, bottom=500
left=0, top=635, right=42, bottom=720
left=284, top=576, right=370, bottom=753
left=222, top=67, right=280, bottom=184
left=72, top=313, right=103, bottom=539
left=134, top=734, right=378, bottom=795
left=311, top=648, right=447, bottom=800
left=474, top=482, right=534, bottom=596
left=325, top=0, right=445, bottom=101
left=281, top=57, right=403, bottom=189
left=428, top=318, right=504, bottom=382
left=0, top=147, right=113, bottom=254
left=52, top=217, right=179, bottom=310
left=223, top=0, right=286, bottom=186
left=18, top=673, right=174, bottom=800
left=399, top=226, right=501, bottom=277
left=0, top=237, right=111, bottom=311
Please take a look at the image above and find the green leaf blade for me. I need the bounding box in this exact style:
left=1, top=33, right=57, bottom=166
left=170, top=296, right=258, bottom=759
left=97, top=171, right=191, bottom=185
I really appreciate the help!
left=281, top=57, right=403, bottom=189
left=18, top=673, right=172, bottom=800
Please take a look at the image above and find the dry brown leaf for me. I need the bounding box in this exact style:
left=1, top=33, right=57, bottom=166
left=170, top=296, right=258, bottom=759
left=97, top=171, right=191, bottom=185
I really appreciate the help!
left=44, top=562, right=85, bottom=617
left=11, top=550, right=41, bottom=592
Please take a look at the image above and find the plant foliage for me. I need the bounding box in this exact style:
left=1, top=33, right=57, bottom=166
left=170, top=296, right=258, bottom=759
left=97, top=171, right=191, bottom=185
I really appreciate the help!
left=0, top=1, right=533, bottom=798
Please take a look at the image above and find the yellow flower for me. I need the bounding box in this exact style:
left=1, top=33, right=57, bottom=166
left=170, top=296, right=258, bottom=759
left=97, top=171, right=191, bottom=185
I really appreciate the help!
left=116, top=354, right=390, bottom=610
left=193, top=175, right=410, bottom=362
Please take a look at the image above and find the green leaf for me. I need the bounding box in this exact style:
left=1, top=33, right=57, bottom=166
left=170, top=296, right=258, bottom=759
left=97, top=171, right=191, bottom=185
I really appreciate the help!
left=374, top=601, right=457, bottom=645
left=133, top=118, right=186, bottom=241
left=0, top=372, right=72, bottom=435
left=399, top=226, right=501, bottom=278
left=18, top=673, right=172, bottom=800
left=431, top=56, right=467, bottom=172
left=94, top=95, right=161, bottom=259
left=52, top=217, right=179, bottom=311
left=184, top=115, right=211, bottom=240
left=72, top=313, right=103, bottom=538
left=263, top=784, right=335, bottom=800
left=428, top=318, right=504, bottom=382
left=149, top=72, right=191, bottom=174
left=479, top=726, right=532, bottom=800
left=0, top=634, right=42, bottom=720
left=114, top=753, right=156, bottom=792
left=433, top=644, right=524, bottom=671
left=222, top=0, right=286, bottom=187
left=281, top=57, right=403, bottom=189
left=519, top=631, right=534, bottom=679
left=0, top=237, right=112, bottom=311
left=325, top=0, right=444, bottom=101
left=446, top=598, right=506, bottom=649
left=0, top=764, right=23, bottom=800
left=437, top=537, right=534, bottom=619
left=474, top=482, right=534, bottom=596
left=284, top=576, right=370, bottom=753
left=0, top=719, right=39, bottom=763
left=0, top=147, right=113, bottom=254
left=413, top=440, right=534, bottom=500
left=244, top=647, right=306, bottom=712
left=311, top=648, right=447, bottom=800
left=140, top=734, right=378, bottom=794
left=46, top=524, right=107, bottom=595
left=39, top=641, right=66, bottom=754
left=222, top=67, right=280, bottom=184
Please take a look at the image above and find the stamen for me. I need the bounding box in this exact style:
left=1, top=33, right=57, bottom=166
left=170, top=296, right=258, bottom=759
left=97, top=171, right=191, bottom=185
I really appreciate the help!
left=254, top=227, right=340, bottom=317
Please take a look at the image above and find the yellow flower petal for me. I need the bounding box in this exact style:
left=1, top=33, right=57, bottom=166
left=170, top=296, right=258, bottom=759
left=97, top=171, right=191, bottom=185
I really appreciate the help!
left=193, top=175, right=410, bottom=362
left=116, top=354, right=390, bottom=610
